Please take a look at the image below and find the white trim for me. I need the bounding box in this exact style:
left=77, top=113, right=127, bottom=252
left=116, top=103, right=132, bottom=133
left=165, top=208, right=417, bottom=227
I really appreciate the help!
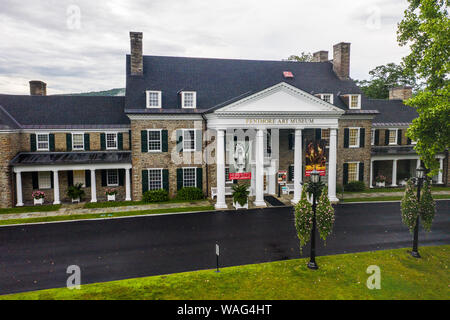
left=181, top=129, right=196, bottom=152
left=181, top=91, right=197, bottom=109
left=127, top=114, right=203, bottom=121
left=105, top=132, right=118, bottom=150
left=147, top=168, right=164, bottom=191
left=348, top=127, right=360, bottom=148
left=36, top=133, right=50, bottom=151
left=348, top=94, right=361, bottom=109
left=14, top=163, right=132, bottom=173
left=147, top=129, right=163, bottom=153
left=23, top=128, right=130, bottom=133
left=106, top=169, right=119, bottom=187
left=388, top=128, right=398, bottom=145
left=182, top=167, right=197, bottom=188
left=71, top=132, right=85, bottom=151
left=146, top=90, right=162, bottom=109
left=371, top=129, right=375, bottom=146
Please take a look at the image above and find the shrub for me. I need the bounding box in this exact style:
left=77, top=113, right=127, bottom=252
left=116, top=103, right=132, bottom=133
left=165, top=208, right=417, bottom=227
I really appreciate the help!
left=232, top=183, right=249, bottom=206
left=67, top=183, right=85, bottom=200
left=176, top=187, right=204, bottom=201
left=344, top=181, right=366, bottom=192
left=336, top=185, right=344, bottom=194
left=143, top=189, right=169, bottom=203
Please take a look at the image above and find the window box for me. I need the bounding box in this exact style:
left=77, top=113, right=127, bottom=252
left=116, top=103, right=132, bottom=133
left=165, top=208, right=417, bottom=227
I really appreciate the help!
left=376, top=182, right=386, bottom=188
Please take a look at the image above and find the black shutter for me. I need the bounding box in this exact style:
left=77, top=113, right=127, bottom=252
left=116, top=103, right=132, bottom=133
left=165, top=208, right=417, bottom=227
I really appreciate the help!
left=101, top=170, right=107, bottom=187
left=118, top=133, right=123, bottom=150
left=162, top=130, right=168, bottom=152
left=288, top=133, right=293, bottom=150
left=343, top=163, right=349, bottom=185
left=360, top=128, right=365, bottom=148
left=118, top=169, right=125, bottom=186
left=315, top=129, right=322, bottom=141
left=196, top=168, right=203, bottom=191
left=288, top=165, right=294, bottom=181
left=100, top=133, right=106, bottom=150
left=84, top=133, right=90, bottom=151
left=50, top=171, right=54, bottom=189
left=141, top=130, right=148, bottom=153
left=30, top=134, right=36, bottom=151
left=67, top=170, right=73, bottom=187
left=344, top=128, right=349, bottom=148
left=162, top=169, right=169, bottom=192
left=32, top=172, right=39, bottom=189
left=49, top=134, right=55, bottom=151
left=359, top=162, right=365, bottom=182
left=397, top=130, right=402, bottom=145
left=85, top=170, right=91, bottom=188
left=66, top=133, right=72, bottom=151
left=142, top=170, right=148, bottom=194
left=385, top=130, right=390, bottom=145
left=176, top=168, right=183, bottom=190
left=128, top=130, right=131, bottom=150
left=374, top=129, right=380, bottom=146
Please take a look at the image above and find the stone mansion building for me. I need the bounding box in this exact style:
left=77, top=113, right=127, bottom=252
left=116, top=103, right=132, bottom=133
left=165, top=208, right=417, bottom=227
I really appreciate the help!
left=0, top=32, right=448, bottom=209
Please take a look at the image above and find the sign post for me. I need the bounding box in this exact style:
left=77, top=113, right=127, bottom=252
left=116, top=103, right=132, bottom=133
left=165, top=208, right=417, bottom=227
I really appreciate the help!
left=215, top=243, right=220, bottom=273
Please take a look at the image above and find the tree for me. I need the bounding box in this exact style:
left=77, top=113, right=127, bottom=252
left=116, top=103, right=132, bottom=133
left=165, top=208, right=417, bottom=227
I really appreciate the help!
left=397, top=0, right=450, bottom=175
left=286, top=52, right=313, bottom=62
left=356, top=63, right=418, bottom=99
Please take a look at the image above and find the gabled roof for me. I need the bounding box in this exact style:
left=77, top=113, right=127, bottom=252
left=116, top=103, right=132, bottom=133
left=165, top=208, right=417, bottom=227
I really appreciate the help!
left=0, top=95, right=129, bottom=129
left=366, top=99, right=418, bottom=126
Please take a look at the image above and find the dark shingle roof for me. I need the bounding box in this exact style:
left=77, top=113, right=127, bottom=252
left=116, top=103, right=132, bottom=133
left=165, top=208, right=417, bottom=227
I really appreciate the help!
left=367, top=99, right=418, bottom=125
left=0, top=95, right=129, bottom=129
left=0, top=105, right=21, bottom=130
left=10, top=151, right=131, bottom=166
left=125, top=55, right=364, bottom=111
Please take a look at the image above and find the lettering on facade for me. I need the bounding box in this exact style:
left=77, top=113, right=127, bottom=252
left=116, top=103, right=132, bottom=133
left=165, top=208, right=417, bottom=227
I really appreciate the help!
left=245, top=118, right=314, bottom=125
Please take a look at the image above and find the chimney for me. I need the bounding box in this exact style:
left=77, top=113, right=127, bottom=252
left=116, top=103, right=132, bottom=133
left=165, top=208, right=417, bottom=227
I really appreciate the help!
left=312, top=51, right=328, bottom=62
left=130, top=31, right=143, bottom=76
left=333, top=42, right=350, bottom=80
left=389, top=86, right=412, bottom=101
left=29, top=81, right=47, bottom=96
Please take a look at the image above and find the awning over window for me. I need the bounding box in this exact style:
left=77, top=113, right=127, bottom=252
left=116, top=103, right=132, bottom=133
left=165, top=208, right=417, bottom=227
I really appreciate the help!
left=10, top=151, right=131, bottom=166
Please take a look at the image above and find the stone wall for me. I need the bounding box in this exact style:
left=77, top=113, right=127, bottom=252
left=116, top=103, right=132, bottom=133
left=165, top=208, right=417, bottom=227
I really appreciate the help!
left=0, top=132, right=21, bottom=208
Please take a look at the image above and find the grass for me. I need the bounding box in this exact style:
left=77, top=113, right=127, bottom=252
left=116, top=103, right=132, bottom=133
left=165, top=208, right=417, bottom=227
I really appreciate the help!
left=341, top=194, right=450, bottom=203
left=0, top=204, right=61, bottom=215
left=343, top=186, right=449, bottom=194
left=1, top=245, right=448, bottom=300
left=0, top=205, right=215, bottom=226
left=83, top=199, right=206, bottom=209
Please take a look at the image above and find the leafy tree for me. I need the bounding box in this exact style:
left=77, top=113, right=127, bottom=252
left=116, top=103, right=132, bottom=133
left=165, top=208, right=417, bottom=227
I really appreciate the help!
left=397, top=0, right=450, bottom=175
left=286, top=52, right=313, bottom=62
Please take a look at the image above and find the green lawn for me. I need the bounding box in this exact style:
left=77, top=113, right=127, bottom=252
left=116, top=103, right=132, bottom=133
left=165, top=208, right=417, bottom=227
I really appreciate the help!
left=0, top=204, right=61, bottom=215
left=0, top=205, right=215, bottom=226
left=83, top=199, right=206, bottom=209
left=341, top=194, right=450, bottom=203
left=1, top=245, right=448, bottom=300
left=343, top=186, right=449, bottom=194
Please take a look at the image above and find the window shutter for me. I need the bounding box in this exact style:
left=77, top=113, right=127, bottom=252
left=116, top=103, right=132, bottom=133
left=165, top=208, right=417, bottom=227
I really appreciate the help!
left=162, top=169, right=169, bottom=192
left=141, top=130, right=148, bottom=153
left=66, top=133, right=72, bottom=151
left=344, top=128, right=349, bottom=148
left=195, top=130, right=202, bottom=152
left=162, top=130, right=168, bottom=152
left=49, top=134, right=55, bottom=151
left=343, top=163, right=349, bottom=185
left=142, top=170, right=148, bottom=193
left=385, top=130, right=390, bottom=145
left=50, top=171, right=54, bottom=189
left=85, top=170, right=91, bottom=188
left=375, top=129, right=380, bottom=146
left=67, top=171, right=73, bottom=187
left=84, top=133, right=90, bottom=151
left=176, top=130, right=183, bottom=152
left=118, top=169, right=125, bottom=186
left=32, top=172, right=39, bottom=189
left=315, top=129, right=321, bottom=141
left=30, top=134, right=37, bottom=151
left=288, top=133, right=293, bottom=150
left=397, top=130, right=402, bottom=145
left=176, top=168, right=183, bottom=190
left=128, top=130, right=131, bottom=150
left=196, top=167, right=203, bottom=190
left=288, top=165, right=294, bottom=181
left=100, top=133, right=106, bottom=150
left=101, top=170, right=107, bottom=187
left=118, top=133, right=123, bottom=150
left=359, top=162, right=365, bottom=182
left=359, top=128, right=365, bottom=148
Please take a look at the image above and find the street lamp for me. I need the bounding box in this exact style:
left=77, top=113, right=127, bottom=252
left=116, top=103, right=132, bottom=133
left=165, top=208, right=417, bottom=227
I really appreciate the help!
left=307, top=169, right=321, bottom=270
left=412, top=165, right=426, bottom=258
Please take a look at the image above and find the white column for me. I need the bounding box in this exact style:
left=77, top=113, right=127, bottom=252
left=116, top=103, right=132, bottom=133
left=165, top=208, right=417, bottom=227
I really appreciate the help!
left=328, top=128, right=338, bottom=201
left=215, top=129, right=227, bottom=209
left=15, top=171, right=24, bottom=207
left=53, top=170, right=60, bottom=205
left=292, top=129, right=303, bottom=204
left=369, top=160, right=374, bottom=188
left=254, top=129, right=266, bottom=207
left=416, top=159, right=421, bottom=169
left=437, top=157, right=444, bottom=184
left=90, top=169, right=97, bottom=203
left=391, top=159, right=398, bottom=187
left=125, top=168, right=132, bottom=200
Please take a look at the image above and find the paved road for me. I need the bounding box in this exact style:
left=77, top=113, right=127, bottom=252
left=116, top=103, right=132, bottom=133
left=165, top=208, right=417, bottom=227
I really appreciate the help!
left=0, top=201, right=449, bottom=295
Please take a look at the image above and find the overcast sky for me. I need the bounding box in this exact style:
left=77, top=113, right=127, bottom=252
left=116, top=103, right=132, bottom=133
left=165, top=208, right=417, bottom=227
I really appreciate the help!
left=0, top=0, right=411, bottom=95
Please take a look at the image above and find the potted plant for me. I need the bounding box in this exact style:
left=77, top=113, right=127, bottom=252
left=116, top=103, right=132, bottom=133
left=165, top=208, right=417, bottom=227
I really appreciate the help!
left=375, top=175, right=386, bottom=187
left=67, top=183, right=85, bottom=203
left=105, top=188, right=118, bottom=201
left=32, top=190, right=45, bottom=205
left=232, top=183, right=250, bottom=209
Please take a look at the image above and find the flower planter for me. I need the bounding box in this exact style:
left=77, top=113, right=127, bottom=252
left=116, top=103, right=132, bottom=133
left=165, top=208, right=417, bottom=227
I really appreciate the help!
left=107, top=194, right=116, bottom=201
left=376, top=182, right=386, bottom=187
left=71, top=197, right=80, bottom=203
left=399, top=179, right=407, bottom=186
left=233, top=201, right=248, bottom=210
left=33, top=198, right=44, bottom=205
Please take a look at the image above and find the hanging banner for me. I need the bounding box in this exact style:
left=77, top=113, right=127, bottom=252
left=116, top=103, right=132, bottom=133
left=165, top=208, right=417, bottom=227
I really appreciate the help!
left=229, top=172, right=251, bottom=180
left=305, top=140, right=327, bottom=176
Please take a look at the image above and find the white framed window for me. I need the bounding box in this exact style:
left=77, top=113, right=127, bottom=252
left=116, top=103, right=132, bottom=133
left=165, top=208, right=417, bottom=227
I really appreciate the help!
left=38, top=171, right=52, bottom=189
left=146, top=90, right=162, bottom=108
left=348, top=94, right=361, bottom=109
left=148, top=168, right=163, bottom=190
left=318, top=94, right=333, bottom=104
left=73, top=170, right=85, bottom=187
left=347, top=162, right=359, bottom=182
left=106, top=169, right=119, bottom=186
left=36, top=133, right=50, bottom=151
left=349, top=127, right=360, bottom=148
left=371, top=129, right=375, bottom=146
left=106, top=132, right=118, bottom=150
left=147, top=129, right=162, bottom=152
left=181, top=91, right=196, bottom=109
left=183, top=167, right=197, bottom=187
left=183, top=129, right=196, bottom=152
left=389, top=129, right=398, bottom=145
left=72, top=133, right=84, bottom=150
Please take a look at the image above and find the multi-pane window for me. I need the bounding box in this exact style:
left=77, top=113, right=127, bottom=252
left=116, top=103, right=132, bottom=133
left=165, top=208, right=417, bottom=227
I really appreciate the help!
left=37, top=134, right=49, bottom=151
left=183, top=168, right=196, bottom=187
left=348, top=163, right=359, bottom=182
left=182, top=92, right=196, bottom=108
left=389, top=129, right=398, bottom=145
left=349, top=95, right=361, bottom=109
left=349, top=128, right=360, bottom=147
left=225, top=167, right=231, bottom=183
left=107, top=169, right=118, bottom=186
left=106, top=133, right=118, bottom=150
left=148, top=169, right=163, bottom=190
left=73, top=170, right=85, bottom=187
left=183, top=130, right=195, bottom=151
left=321, top=129, right=330, bottom=141
left=148, top=130, right=161, bottom=152
left=146, top=91, right=161, bottom=108
left=72, top=133, right=84, bottom=150
left=38, top=171, right=52, bottom=189
left=317, top=94, right=333, bottom=104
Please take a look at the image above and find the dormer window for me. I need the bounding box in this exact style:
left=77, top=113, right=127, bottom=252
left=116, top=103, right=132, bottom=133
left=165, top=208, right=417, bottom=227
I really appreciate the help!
left=317, top=94, right=333, bottom=104
left=182, top=91, right=196, bottom=109
left=349, top=94, right=361, bottom=109
left=146, top=90, right=162, bottom=108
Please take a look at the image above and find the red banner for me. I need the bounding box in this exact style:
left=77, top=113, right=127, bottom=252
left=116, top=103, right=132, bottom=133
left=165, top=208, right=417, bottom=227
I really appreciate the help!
left=229, top=172, right=251, bottom=180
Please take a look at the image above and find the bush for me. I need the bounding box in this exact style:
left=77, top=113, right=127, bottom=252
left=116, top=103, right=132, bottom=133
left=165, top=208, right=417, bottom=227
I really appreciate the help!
left=344, top=181, right=366, bottom=192
left=336, top=185, right=344, bottom=194
left=176, top=187, right=204, bottom=201
left=143, top=189, right=169, bottom=203
left=232, top=183, right=250, bottom=206
left=67, top=183, right=85, bottom=200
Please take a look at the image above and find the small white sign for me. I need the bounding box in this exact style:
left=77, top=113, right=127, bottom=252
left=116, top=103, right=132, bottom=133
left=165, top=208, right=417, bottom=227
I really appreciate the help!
left=216, top=244, right=219, bottom=256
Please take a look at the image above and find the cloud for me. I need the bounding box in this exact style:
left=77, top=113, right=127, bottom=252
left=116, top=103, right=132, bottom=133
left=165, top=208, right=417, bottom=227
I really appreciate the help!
left=0, top=0, right=410, bottom=94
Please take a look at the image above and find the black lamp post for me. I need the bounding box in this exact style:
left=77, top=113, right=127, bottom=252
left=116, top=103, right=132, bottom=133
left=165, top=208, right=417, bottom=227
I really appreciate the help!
left=411, top=165, right=426, bottom=258
left=307, top=169, right=322, bottom=270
